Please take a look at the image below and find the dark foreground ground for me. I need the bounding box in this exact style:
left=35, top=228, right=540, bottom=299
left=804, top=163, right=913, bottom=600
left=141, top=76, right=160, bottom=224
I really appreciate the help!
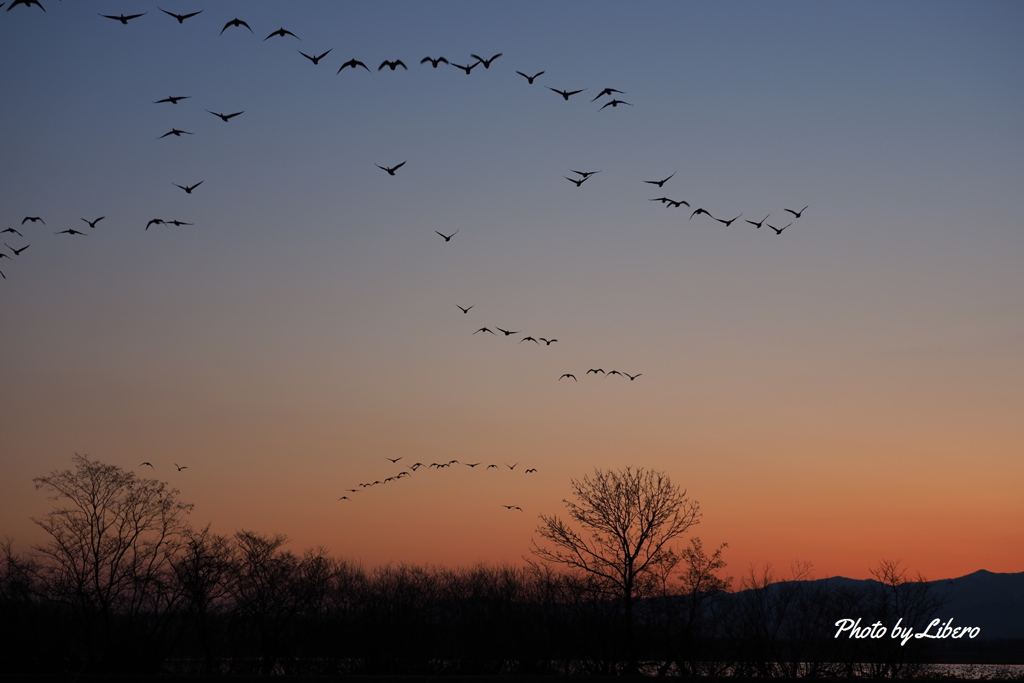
left=4, top=677, right=1017, bottom=683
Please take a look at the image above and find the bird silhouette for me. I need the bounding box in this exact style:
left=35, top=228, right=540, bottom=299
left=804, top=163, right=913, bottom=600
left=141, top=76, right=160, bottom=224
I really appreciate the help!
left=464, top=462, right=480, bottom=467
left=587, top=368, right=605, bottom=374
left=784, top=205, right=809, bottom=218
left=559, top=373, right=577, bottom=381
left=714, top=214, right=742, bottom=226
left=22, top=216, right=44, bottom=225
left=2, top=228, right=22, bottom=237
left=154, top=95, right=189, bottom=104
left=6, top=243, right=30, bottom=255
left=420, top=56, right=448, bottom=67
left=264, top=27, right=299, bottom=40
left=473, top=327, right=496, bottom=334
left=145, top=219, right=165, bottom=230
left=599, top=99, right=632, bottom=110
left=592, top=88, right=624, bottom=101
left=516, top=70, right=544, bottom=84
left=385, top=457, right=402, bottom=463
left=159, top=129, right=192, bottom=138
left=175, top=463, right=187, bottom=471
left=506, top=462, right=518, bottom=470
left=159, top=8, right=201, bottom=23
left=520, top=336, right=539, bottom=344
left=6, top=0, right=45, bottom=11
left=100, top=12, right=146, bottom=24
left=140, top=462, right=154, bottom=468
left=570, top=169, right=601, bottom=178
left=644, top=172, right=675, bottom=187
left=435, top=230, right=458, bottom=242
left=55, top=229, right=87, bottom=236
left=207, top=109, right=243, bottom=122
left=745, top=214, right=769, bottom=229
left=606, top=370, right=623, bottom=377
left=470, top=53, right=502, bottom=68
left=495, top=327, right=519, bottom=336
left=299, top=49, right=332, bottom=65
left=456, top=304, right=474, bottom=314
left=0, top=253, right=8, bottom=260
left=564, top=175, right=588, bottom=187
left=174, top=181, right=203, bottom=194
left=503, top=505, right=523, bottom=511
left=625, top=373, right=642, bottom=381
left=220, top=18, right=252, bottom=34
left=549, top=87, right=586, bottom=100
left=338, top=496, right=351, bottom=501
left=664, top=199, right=690, bottom=208
left=338, top=59, right=370, bottom=72
left=376, top=161, right=406, bottom=175
left=767, top=222, right=792, bottom=235
left=486, top=464, right=498, bottom=469
left=539, top=338, right=557, bottom=345
left=689, top=207, right=714, bottom=220
left=450, top=61, right=480, bottom=75
left=525, top=468, right=537, bottom=473
left=80, top=217, right=104, bottom=228
left=378, top=59, right=408, bottom=71
left=167, top=220, right=193, bottom=226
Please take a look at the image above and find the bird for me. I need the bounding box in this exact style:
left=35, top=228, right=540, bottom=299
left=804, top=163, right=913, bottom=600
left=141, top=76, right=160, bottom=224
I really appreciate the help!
left=767, top=222, right=792, bottom=235
left=714, top=214, right=742, bottom=227
left=464, top=462, right=480, bottom=468
left=570, top=169, right=601, bottom=178
left=99, top=12, right=146, bottom=24
left=6, top=0, right=46, bottom=11
left=559, top=373, right=577, bottom=381
left=338, top=496, right=351, bottom=501
left=145, top=219, right=165, bottom=230
left=516, top=70, right=544, bottom=84
left=420, top=56, right=448, bottom=67
left=625, top=373, right=642, bottom=381
left=689, top=207, right=714, bottom=220
left=159, top=129, right=192, bottom=138
left=6, top=243, right=30, bottom=255
left=264, top=27, right=299, bottom=40
left=456, top=305, right=474, bottom=314
left=0, top=253, right=8, bottom=260
left=158, top=8, right=202, bottom=23
left=564, top=176, right=588, bottom=187
left=174, top=181, right=203, bottom=194
left=539, top=338, right=557, bottom=345
left=338, top=59, right=370, bottom=72
left=745, top=214, right=769, bottom=229
left=606, top=370, right=623, bottom=377
left=450, top=61, right=480, bottom=75
left=376, top=161, right=406, bottom=176
left=54, top=229, right=87, bottom=236
left=470, top=53, right=502, bottom=68
left=644, top=173, right=675, bottom=187
left=664, top=199, right=690, bottom=208
left=22, top=216, right=44, bottom=225
left=154, top=95, right=189, bottom=104
left=506, top=463, right=518, bottom=470
left=592, top=88, right=624, bottom=101
left=299, top=49, right=332, bottom=65
left=435, top=230, right=458, bottom=242
left=207, top=109, right=243, bottom=122
left=167, top=220, right=193, bottom=226
left=378, top=59, right=408, bottom=71
left=2, top=228, right=22, bottom=237
left=784, top=205, right=809, bottom=218
left=385, top=457, right=402, bottom=463
left=174, top=463, right=187, bottom=471
left=525, top=468, right=537, bottom=474
left=495, top=327, right=519, bottom=336
left=599, top=99, right=632, bottom=110
left=140, top=462, right=154, bottom=468
left=503, top=505, right=523, bottom=511
left=586, top=369, right=605, bottom=375
left=80, top=217, right=105, bottom=228
left=548, top=87, right=585, bottom=100
left=520, top=336, right=539, bottom=344
left=486, top=464, right=498, bottom=469
left=473, top=327, right=496, bottom=335
left=220, top=18, right=252, bottom=34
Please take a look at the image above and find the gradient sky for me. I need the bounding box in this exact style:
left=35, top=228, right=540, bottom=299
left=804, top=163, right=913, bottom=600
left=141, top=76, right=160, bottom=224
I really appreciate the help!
left=1, top=1, right=1022, bottom=583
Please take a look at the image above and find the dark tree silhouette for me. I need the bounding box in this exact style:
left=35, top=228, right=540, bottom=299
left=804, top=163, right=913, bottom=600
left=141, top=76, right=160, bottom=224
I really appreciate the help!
left=532, top=466, right=702, bottom=674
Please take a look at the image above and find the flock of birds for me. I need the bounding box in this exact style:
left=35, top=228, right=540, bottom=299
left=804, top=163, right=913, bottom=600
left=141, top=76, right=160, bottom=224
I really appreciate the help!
left=6, top=3, right=810, bottom=515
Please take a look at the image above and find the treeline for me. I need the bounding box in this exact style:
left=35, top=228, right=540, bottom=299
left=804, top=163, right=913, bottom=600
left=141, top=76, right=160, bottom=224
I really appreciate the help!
left=0, top=530, right=961, bottom=677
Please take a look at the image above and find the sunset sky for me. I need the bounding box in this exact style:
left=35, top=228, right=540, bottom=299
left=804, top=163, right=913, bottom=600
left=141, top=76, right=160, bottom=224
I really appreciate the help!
left=1, top=1, right=1021, bottom=584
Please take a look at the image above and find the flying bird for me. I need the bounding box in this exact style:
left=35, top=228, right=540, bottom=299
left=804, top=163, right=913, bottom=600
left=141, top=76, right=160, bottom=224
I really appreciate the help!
left=299, top=49, right=332, bottom=65
left=539, top=338, right=557, bottom=345
left=55, top=229, right=87, bottom=236
left=473, top=327, right=496, bottom=334
left=420, top=56, right=448, bottom=67
left=591, top=88, right=624, bottom=101
left=264, top=27, right=299, bottom=40
left=140, top=462, right=154, bottom=468
left=548, top=87, right=586, bottom=100
left=495, top=327, right=519, bottom=336
left=559, top=373, right=577, bottom=381
left=486, top=464, right=498, bottom=469
left=625, top=373, right=642, bottom=381
left=220, top=18, right=252, bottom=34
left=644, top=172, right=675, bottom=187
left=586, top=369, right=605, bottom=375
left=167, top=220, right=193, bottom=226
left=154, top=95, right=189, bottom=104
left=2, top=228, right=23, bottom=237
left=784, top=205, right=809, bottom=218
left=664, top=199, right=690, bottom=208
left=456, top=305, right=474, bottom=313
left=520, top=336, right=539, bottom=344
left=22, top=216, right=44, bottom=225
left=174, top=181, right=203, bottom=193
left=338, top=496, right=350, bottom=501
left=570, top=169, right=600, bottom=178
left=159, top=8, right=202, bottom=23
left=470, top=53, right=502, bottom=68
left=99, top=12, right=146, bottom=24
left=81, top=217, right=105, bottom=228
left=207, top=109, right=243, bottom=122
left=564, top=175, right=588, bottom=187
left=506, top=463, right=518, bottom=470
left=376, top=161, right=406, bottom=175
left=606, top=370, right=623, bottom=377
left=525, top=468, right=537, bottom=473
left=435, top=230, right=458, bottom=242
left=745, top=214, right=769, bottom=229
left=6, top=243, right=30, bottom=255
left=689, top=207, right=714, bottom=220
left=145, top=219, right=165, bottom=230
left=175, top=463, right=187, bottom=471
left=6, top=0, right=46, bottom=11
left=503, top=505, right=523, bottom=511
left=159, top=129, right=192, bottom=138
left=714, top=214, right=742, bottom=227
left=516, top=70, right=544, bottom=84
left=450, top=61, right=480, bottom=75
left=385, top=457, right=402, bottom=463
left=599, top=99, right=632, bottom=110
left=338, top=59, right=370, bottom=72
left=378, top=59, right=408, bottom=71
left=767, top=222, right=792, bottom=235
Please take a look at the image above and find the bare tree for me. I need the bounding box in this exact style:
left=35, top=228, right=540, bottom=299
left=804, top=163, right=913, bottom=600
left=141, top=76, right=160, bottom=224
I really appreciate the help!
left=31, top=453, right=193, bottom=664
left=531, top=467, right=702, bottom=674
